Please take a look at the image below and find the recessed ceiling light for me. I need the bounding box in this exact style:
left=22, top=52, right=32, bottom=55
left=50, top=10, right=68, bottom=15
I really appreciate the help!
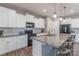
left=43, top=9, right=47, bottom=12
left=70, top=10, right=75, bottom=13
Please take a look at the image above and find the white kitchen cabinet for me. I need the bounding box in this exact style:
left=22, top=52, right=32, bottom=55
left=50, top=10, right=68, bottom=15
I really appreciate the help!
left=60, top=18, right=79, bottom=28
left=8, top=35, right=28, bottom=51
left=26, top=14, right=34, bottom=23
left=26, top=14, right=45, bottom=28
left=8, top=37, right=17, bottom=51
left=0, top=38, right=9, bottom=55
left=38, top=18, right=45, bottom=28
left=71, top=18, right=79, bottom=28
left=34, top=18, right=45, bottom=28
left=16, top=35, right=28, bottom=49
left=16, top=36, right=25, bottom=49
left=8, top=9, right=16, bottom=27
left=16, top=13, right=26, bottom=27
left=0, top=6, right=16, bottom=27
left=34, top=18, right=39, bottom=28
left=19, top=36, right=27, bottom=48
left=0, top=6, right=9, bottom=27
left=0, top=35, right=28, bottom=55
left=60, top=18, right=71, bottom=25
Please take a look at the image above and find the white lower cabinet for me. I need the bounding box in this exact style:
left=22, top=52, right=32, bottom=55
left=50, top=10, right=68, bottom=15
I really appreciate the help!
left=0, top=38, right=9, bottom=55
left=16, top=35, right=28, bottom=49
left=8, top=37, right=17, bottom=51
left=0, top=35, right=28, bottom=55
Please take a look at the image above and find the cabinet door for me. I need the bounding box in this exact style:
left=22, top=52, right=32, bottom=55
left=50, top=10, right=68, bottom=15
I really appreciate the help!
left=0, top=38, right=9, bottom=55
left=16, top=36, right=21, bottom=49
left=0, top=6, right=9, bottom=27
left=16, top=13, right=26, bottom=27
left=16, top=36, right=27, bottom=49
left=34, top=18, right=39, bottom=28
left=38, top=18, right=45, bottom=28
left=35, top=18, right=45, bottom=28
left=25, top=35, right=28, bottom=46
left=8, top=37, right=17, bottom=51
left=42, top=44, right=56, bottom=56
left=0, top=6, right=16, bottom=27
left=26, top=14, right=34, bottom=22
left=20, top=36, right=26, bottom=48
left=8, top=9, right=16, bottom=27
left=32, top=39, right=42, bottom=56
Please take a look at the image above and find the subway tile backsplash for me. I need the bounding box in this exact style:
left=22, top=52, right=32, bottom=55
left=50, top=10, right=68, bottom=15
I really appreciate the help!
left=0, top=27, right=44, bottom=36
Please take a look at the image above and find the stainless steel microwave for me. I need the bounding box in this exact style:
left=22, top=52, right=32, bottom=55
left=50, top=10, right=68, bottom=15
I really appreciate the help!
left=26, top=22, right=35, bottom=28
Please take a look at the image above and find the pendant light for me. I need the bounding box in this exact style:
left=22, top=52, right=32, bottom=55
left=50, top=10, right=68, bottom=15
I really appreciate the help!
left=60, top=16, right=63, bottom=21
left=59, top=4, right=63, bottom=21
left=53, top=12, right=57, bottom=18
left=53, top=3, right=57, bottom=18
left=63, top=6, right=66, bottom=22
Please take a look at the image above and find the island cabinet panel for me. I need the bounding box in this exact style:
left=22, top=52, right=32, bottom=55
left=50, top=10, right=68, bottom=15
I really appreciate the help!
left=42, top=44, right=57, bottom=56
left=32, top=39, right=42, bottom=56
left=32, top=39, right=57, bottom=56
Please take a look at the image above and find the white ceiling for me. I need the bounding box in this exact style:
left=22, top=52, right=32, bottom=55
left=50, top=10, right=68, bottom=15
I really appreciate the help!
left=2, top=3, right=79, bottom=18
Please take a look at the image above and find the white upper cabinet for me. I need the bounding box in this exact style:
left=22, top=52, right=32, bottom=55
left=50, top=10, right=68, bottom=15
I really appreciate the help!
left=60, top=18, right=79, bottom=28
left=0, top=6, right=26, bottom=27
left=0, top=6, right=9, bottom=27
left=16, top=13, right=26, bottom=27
left=26, top=14, right=45, bottom=28
left=0, top=6, right=16, bottom=27
left=26, top=14, right=34, bottom=22
left=35, top=18, right=45, bottom=28
left=0, top=6, right=45, bottom=28
left=71, top=18, right=79, bottom=28
left=38, top=18, right=45, bottom=28
left=8, top=9, right=16, bottom=27
left=60, top=18, right=71, bottom=25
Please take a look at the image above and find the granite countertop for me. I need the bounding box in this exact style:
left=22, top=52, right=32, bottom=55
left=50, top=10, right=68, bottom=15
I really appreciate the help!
left=31, top=33, right=70, bottom=48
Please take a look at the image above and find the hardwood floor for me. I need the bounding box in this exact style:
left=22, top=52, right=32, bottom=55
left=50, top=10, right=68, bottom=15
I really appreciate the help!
left=3, top=46, right=32, bottom=56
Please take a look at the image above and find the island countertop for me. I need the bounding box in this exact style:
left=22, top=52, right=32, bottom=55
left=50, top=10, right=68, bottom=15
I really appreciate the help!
left=31, top=33, right=71, bottom=48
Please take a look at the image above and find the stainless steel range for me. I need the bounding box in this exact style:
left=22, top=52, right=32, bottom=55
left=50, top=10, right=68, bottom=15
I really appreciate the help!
left=25, top=30, right=36, bottom=46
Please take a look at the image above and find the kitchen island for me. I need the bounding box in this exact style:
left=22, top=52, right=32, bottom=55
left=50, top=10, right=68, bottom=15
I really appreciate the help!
left=31, top=33, right=70, bottom=56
